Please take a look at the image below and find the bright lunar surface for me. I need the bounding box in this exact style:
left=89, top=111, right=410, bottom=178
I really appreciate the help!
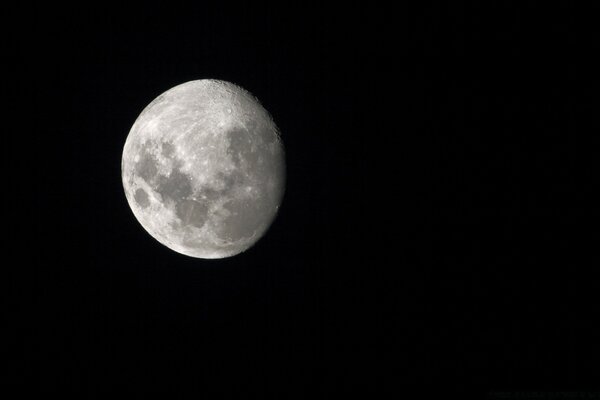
left=122, top=80, right=285, bottom=259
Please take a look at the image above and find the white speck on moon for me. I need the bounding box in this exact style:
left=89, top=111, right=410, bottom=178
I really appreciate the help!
left=121, top=79, right=286, bottom=259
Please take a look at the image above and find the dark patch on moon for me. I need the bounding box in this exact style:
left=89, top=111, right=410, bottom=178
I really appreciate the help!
left=227, top=128, right=255, bottom=167
left=134, top=188, right=150, bottom=208
left=136, top=153, right=158, bottom=181
left=256, top=150, right=286, bottom=203
left=176, top=199, right=209, bottom=228
left=216, top=170, right=246, bottom=192
left=154, top=169, right=193, bottom=201
left=243, top=147, right=260, bottom=171
left=198, top=186, right=223, bottom=202
left=219, top=198, right=266, bottom=241
left=161, top=142, right=175, bottom=158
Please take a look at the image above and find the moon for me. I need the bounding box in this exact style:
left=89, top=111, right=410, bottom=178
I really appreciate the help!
left=121, top=79, right=285, bottom=259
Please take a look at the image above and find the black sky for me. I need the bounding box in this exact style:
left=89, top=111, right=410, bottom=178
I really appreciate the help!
left=11, top=1, right=599, bottom=397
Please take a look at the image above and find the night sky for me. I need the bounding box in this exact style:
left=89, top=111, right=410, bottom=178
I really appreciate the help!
left=11, top=1, right=599, bottom=396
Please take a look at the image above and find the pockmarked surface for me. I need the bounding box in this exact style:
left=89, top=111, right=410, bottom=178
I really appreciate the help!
left=122, top=80, right=285, bottom=259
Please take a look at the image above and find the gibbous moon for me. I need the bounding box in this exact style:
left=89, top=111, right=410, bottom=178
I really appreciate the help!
left=121, top=80, right=285, bottom=259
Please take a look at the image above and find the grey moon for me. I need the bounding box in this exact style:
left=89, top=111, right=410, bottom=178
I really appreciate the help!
left=121, top=79, right=286, bottom=259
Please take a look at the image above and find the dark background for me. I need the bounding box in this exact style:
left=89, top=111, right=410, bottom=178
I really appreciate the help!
left=9, top=1, right=599, bottom=396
